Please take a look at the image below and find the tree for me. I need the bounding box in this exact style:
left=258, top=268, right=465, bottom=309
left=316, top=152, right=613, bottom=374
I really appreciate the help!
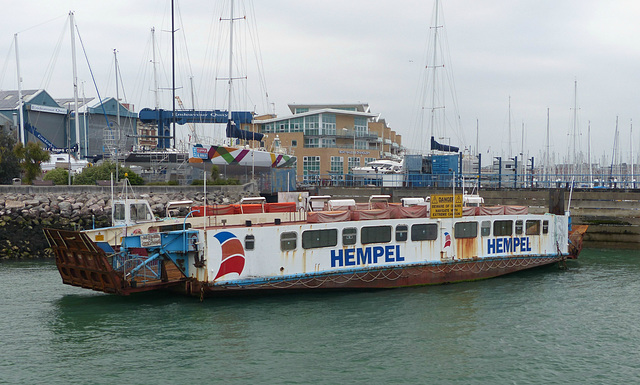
left=73, top=161, right=144, bottom=185
left=43, top=168, right=70, bottom=185
left=13, top=142, right=50, bottom=184
left=0, top=130, right=21, bottom=184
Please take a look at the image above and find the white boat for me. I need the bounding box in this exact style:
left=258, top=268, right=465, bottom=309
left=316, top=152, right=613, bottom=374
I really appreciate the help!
left=43, top=193, right=586, bottom=297
left=352, top=159, right=403, bottom=177
left=41, top=153, right=89, bottom=174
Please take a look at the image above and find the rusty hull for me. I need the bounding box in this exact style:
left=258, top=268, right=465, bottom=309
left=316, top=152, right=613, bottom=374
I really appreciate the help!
left=44, top=228, right=185, bottom=295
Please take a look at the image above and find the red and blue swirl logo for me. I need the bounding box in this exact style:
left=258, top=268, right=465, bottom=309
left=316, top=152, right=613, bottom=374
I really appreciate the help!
left=443, top=231, right=452, bottom=248
left=213, top=231, right=246, bottom=280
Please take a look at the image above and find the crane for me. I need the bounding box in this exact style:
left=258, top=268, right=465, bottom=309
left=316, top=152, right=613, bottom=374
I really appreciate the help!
left=175, top=96, right=199, bottom=144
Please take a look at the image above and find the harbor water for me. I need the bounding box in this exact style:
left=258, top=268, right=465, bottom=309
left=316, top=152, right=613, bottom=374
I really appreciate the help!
left=1, top=248, right=639, bottom=384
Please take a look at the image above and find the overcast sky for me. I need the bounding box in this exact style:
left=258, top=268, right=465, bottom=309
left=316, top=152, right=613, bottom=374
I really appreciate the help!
left=2, top=0, right=640, bottom=167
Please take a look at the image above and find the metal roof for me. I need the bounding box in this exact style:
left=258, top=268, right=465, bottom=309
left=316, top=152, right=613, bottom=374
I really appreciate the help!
left=0, top=89, right=42, bottom=110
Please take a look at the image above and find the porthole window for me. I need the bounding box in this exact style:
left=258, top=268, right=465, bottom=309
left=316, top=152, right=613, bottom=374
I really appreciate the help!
left=481, top=221, right=491, bottom=236
left=515, top=220, right=523, bottom=235
left=396, top=225, right=408, bottom=242
left=245, top=234, right=255, bottom=250
left=281, top=232, right=297, bottom=251
left=343, top=227, right=357, bottom=246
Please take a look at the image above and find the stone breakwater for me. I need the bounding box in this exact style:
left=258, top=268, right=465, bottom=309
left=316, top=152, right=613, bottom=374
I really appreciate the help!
left=0, top=186, right=253, bottom=259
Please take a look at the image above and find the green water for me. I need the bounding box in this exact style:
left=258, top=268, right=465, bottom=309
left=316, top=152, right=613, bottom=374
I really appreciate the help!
left=1, top=249, right=639, bottom=384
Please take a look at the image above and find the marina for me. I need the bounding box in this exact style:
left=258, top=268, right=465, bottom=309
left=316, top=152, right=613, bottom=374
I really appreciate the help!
left=1, top=248, right=639, bottom=384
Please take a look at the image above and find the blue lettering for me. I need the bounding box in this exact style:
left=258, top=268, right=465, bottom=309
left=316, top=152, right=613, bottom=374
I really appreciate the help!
left=395, top=245, right=404, bottom=262
left=503, top=238, right=512, bottom=253
left=385, top=245, right=395, bottom=262
left=357, top=247, right=371, bottom=265
left=513, top=237, right=520, bottom=251
left=331, top=249, right=343, bottom=268
left=488, top=239, right=495, bottom=254
left=526, top=237, right=531, bottom=252
left=345, top=248, right=355, bottom=266
left=344, top=249, right=356, bottom=266
left=373, top=246, right=384, bottom=263
left=496, top=238, right=503, bottom=253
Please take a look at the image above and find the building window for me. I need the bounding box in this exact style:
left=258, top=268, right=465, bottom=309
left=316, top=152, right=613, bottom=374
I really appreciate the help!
left=304, top=115, right=319, bottom=135
left=244, top=235, right=255, bottom=250
left=281, top=232, right=297, bottom=251
left=291, top=140, right=297, bottom=147
left=355, top=140, right=367, bottom=150
left=481, top=221, right=491, bottom=236
left=321, top=113, right=336, bottom=135
left=302, top=229, right=338, bottom=249
left=348, top=157, right=361, bottom=169
left=330, top=156, right=344, bottom=173
left=411, top=224, right=438, bottom=241
left=304, top=138, right=319, bottom=148
left=290, top=117, right=303, bottom=132
left=343, top=227, right=357, bottom=245
left=295, top=108, right=308, bottom=114
left=396, top=225, right=408, bottom=242
left=321, top=138, right=336, bottom=148
left=454, top=222, right=478, bottom=238
left=364, top=157, right=376, bottom=165
left=526, top=220, right=540, bottom=235
left=493, top=220, right=513, bottom=236
left=354, top=116, right=368, bottom=136
left=361, top=226, right=392, bottom=244
left=303, top=156, right=320, bottom=183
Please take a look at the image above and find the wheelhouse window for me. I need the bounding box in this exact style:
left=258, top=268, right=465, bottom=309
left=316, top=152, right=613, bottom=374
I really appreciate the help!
left=411, top=224, right=438, bottom=241
left=361, top=226, right=392, bottom=244
left=481, top=221, right=491, bottom=236
left=130, top=203, right=152, bottom=221
left=281, top=232, right=297, bottom=251
left=526, top=220, right=541, bottom=235
left=454, top=222, right=478, bottom=238
left=245, top=235, right=255, bottom=250
left=302, top=229, right=338, bottom=249
left=343, top=228, right=357, bottom=245
left=515, top=220, right=523, bottom=235
left=114, top=203, right=125, bottom=221
left=396, top=225, right=408, bottom=242
left=493, top=220, right=513, bottom=237
left=543, top=220, right=549, bottom=234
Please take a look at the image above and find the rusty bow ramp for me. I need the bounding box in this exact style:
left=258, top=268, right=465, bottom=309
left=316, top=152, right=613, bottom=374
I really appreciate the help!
left=44, top=228, right=187, bottom=295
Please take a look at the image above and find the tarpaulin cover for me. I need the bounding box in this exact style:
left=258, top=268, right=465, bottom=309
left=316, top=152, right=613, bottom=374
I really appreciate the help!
left=504, top=205, right=528, bottom=215
left=392, top=205, right=428, bottom=219
left=462, top=207, right=477, bottom=216
left=351, top=208, right=393, bottom=221
left=478, top=206, right=505, bottom=215
left=238, top=204, right=265, bottom=214
left=307, top=210, right=351, bottom=223
left=371, top=201, right=389, bottom=209
left=191, top=205, right=235, bottom=216
left=355, top=203, right=370, bottom=210
left=265, top=202, right=297, bottom=213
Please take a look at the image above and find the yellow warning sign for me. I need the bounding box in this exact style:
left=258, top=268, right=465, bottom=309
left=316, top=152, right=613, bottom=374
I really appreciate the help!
left=430, top=194, right=463, bottom=218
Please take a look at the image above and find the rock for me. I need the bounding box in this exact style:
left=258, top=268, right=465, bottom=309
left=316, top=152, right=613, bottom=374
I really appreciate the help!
left=58, top=201, right=72, bottom=211
left=5, top=200, right=24, bottom=209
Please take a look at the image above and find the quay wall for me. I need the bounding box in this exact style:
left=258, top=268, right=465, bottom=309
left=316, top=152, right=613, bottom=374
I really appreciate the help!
left=0, top=184, right=253, bottom=259
left=1, top=184, right=638, bottom=259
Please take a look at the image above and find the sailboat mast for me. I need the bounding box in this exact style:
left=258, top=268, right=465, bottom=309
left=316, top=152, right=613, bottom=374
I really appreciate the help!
left=171, top=0, right=176, bottom=149
left=545, top=108, right=550, bottom=185
left=588, top=121, right=592, bottom=187
left=428, top=0, right=440, bottom=145
left=631, top=119, right=634, bottom=187
left=227, top=0, right=235, bottom=136
left=70, top=12, right=80, bottom=157
left=14, top=33, right=25, bottom=146
left=114, top=49, right=120, bottom=127
left=151, top=27, right=159, bottom=110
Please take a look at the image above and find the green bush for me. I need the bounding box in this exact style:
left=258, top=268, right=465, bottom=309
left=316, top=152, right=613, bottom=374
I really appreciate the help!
left=43, top=168, right=70, bottom=185
left=73, top=161, right=144, bottom=185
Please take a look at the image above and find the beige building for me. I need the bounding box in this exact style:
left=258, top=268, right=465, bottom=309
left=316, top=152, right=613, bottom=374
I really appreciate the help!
left=252, top=103, right=403, bottom=183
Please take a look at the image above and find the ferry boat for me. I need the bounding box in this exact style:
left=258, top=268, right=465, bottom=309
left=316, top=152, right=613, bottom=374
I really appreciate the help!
left=44, top=194, right=585, bottom=298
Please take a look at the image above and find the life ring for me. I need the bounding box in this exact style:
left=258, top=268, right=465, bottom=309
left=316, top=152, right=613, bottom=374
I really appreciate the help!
left=133, top=229, right=142, bottom=235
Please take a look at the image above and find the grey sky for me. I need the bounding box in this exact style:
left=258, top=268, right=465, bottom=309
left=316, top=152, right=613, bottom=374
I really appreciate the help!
left=2, top=0, right=639, bottom=166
